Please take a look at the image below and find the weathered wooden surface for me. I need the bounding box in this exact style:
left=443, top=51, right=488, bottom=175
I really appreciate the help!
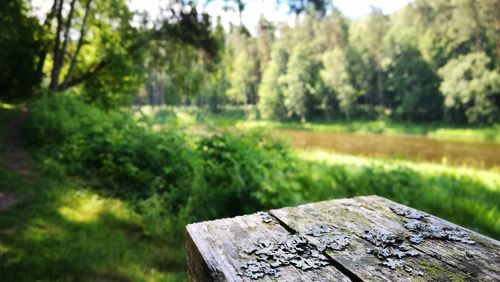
left=186, top=213, right=350, bottom=281
left=186, top=196, right=500, bottom=281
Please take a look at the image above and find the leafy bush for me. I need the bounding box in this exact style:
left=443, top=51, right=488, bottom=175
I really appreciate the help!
left=24, top=95, right=299, bottom=236
left=183, top=131, right=298, bottom=222
left=23, top=95, right=107, bottom=149
left=25, top=95, right=200, bottom=214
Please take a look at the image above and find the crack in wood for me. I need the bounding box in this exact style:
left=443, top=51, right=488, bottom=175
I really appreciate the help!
left=267, top=211, right=363, bottom=282
left=186, top=196, right=499, bottom=281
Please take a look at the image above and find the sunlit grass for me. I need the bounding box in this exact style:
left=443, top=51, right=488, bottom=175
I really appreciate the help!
left=297, top=149, right=500, bottom=190
left=0, top=102, right=15, bottom=110
left=0, top=243, right=10, bottom=254
left=293, top=148, right=500, bottom=238
left=158, top=106, right=500, bottom=143
left=0, top=167, right=187, bottom=281
left=58, top=190, right=139, bottom=224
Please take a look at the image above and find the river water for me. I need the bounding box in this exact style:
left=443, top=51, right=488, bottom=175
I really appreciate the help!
left=272, top=129, right=500, bottom=169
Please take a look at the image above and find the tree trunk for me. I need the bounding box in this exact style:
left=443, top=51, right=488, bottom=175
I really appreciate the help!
left=376, top=68, right=384, bottom=110
left=469, top=0, right=482, bottom=51
left=494, top=0, right=500, bottom=65
left=61, top=0, right=93, bottom=90
left=55, top=0, right=78, bottom=85
left=35, top=0, right=58, bottom=90
left=49, top=0, right=64, bottom=90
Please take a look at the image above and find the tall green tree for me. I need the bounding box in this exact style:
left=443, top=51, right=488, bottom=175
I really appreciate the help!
left=255, top=16, right=275, bottom=75
left=438, top=52, right=500, bottom=124
left=283, top=44, right=313, bottom=122
left=320, top=48, right=357, bottom=120
left=258, top=47, right=288, bottom=120
left=349, top=7, right=388, bottom=115
left=226, top=48, right=255, bottom=105
left=384, top=33, right=441, bottom=122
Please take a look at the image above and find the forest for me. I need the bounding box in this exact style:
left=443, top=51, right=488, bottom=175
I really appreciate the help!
left=0, top=0, right=499, bottom=280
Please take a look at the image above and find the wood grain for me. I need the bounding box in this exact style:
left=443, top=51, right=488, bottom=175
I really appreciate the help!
left=186, top=196, right=500, bottom=281
left=270, top=196, right=500, bottom=281
left=186, top=213, right=350, bottom=281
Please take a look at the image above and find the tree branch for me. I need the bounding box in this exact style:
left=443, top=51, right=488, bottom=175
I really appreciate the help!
left=62, top=7, right=218, bottom=89
left=64, top=60, right=107, bottom=89
left=62, top=37, right=147, bottom=89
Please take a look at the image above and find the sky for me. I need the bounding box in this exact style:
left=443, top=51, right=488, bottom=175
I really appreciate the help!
left=32, top=0, right=413, bottom=34
left=128, top=0, right=413, bottom=34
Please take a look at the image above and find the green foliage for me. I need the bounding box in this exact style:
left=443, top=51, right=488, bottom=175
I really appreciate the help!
left=24, top=95, right=299, bottom=235
left=204, top=0, right=500, bottom=125
left=258, top=47, right=288, bottom=120
left=438, top=52, right=500, bottom=124
left=321, top=49, right=357, bottom=119
left=383, top=33, right=442, bottom=121
left=24, top=95, right=200, bottom=211
left=283, top=44, right=314, bottom=122
left=0, top=0, right=41, bottom=101
left=23, top=94, right=108, bottom=149
left=80, top=0, right=147, bottom=108
left=183, top=131, right=297, bottom=221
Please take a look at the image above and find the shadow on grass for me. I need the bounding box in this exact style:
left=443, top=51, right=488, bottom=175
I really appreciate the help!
left=0, top=163, right=186, bottom=282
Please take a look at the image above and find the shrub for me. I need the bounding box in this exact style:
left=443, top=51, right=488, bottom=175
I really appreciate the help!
left=182, top=131, right=299, bottom=222
left=23, top=95, right=107, bottom=149
left=24, top=95, right=300, bottom=236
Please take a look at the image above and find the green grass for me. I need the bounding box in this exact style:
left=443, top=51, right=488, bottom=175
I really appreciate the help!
left=156, top=106, right=500, bottom=143
left=0, top=106, right=187, bottom=281
left=1, top=103, right=499, bottom=281
left=293, top=149, right=500, bottom=239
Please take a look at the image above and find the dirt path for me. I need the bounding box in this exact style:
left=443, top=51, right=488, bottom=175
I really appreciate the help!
left=0, top=109, right=32, bottom=211
left=4, top=109, right=32, bottom=176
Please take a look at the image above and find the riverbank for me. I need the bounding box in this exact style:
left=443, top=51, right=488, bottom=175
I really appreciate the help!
left=293, top=149, right=500, bottom=238
left=144, top=106, right=500, bottom=144
left=1, top=101, right=499, bottom=281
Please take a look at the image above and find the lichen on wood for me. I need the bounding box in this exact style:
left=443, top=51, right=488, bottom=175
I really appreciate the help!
left=305, top=224, right=350, bottom=252
left=389, top=205, right=475, bottom=245
left=238, top=235, right=330, bottom=279
left=362, top=228, right=422, bottom=274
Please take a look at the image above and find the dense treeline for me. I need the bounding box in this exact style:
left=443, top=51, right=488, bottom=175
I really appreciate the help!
left=2, top=0, right=499, bottom=124
left=186, top=0, right=500, bottom=125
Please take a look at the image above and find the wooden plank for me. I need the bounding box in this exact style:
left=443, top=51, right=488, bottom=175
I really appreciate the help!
left=186, top=213, right=350, bottom=281
left=355, top=196, right=500, bottom=281
left=270, top=196, right=500, bottom=281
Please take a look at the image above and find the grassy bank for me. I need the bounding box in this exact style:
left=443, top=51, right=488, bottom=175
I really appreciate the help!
left=0, top=106, right=187, bottom=281
left=293, top=149, right=500, bottom=237
left=1, top=100, right=499, bottom=281
left=145, top=106, right=500, bottom=143
left=139, top=105, right=500, bottom=238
